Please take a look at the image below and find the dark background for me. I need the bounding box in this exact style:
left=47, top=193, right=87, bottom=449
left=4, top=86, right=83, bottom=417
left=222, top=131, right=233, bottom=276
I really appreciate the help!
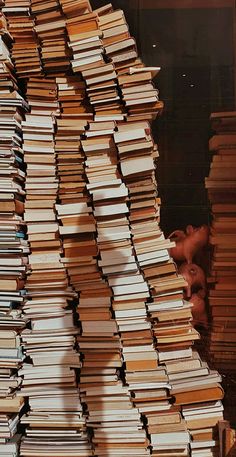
left=91, top=0, right=235, bottom=235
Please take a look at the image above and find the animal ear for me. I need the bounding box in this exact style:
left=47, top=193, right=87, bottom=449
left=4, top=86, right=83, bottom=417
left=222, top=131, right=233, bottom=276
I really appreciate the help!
left=168, top=230, right=186, bottom=240
left=186, top=225, right=193, bottom=234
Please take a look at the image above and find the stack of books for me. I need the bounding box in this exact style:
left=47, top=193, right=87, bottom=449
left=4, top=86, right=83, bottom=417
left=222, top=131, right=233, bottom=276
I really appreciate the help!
left=65, top=5, right=103, bottom=73
left=81, top=61, right=124, bottom=116
left=55, top=107, right=148, bottom=456
left=54, top=111, right=89, bottom=209
left=59, top=0, right=92, bottom=17
left=63, top=4, right=124, bottom=116
left=182, top=400, right=223, bottom=457
left=205, top=111, right=236, bottom=434
left=96, top=7, right=138, bottom=74
left=56, top=75, right=89, bottom=115
left=100, top=5, right=138, bottom=71
left=167, top=354, right=223, bottom=457
left=3, top=0, right=42, bottom=78
left=112, top=112, right=223, bottom=456
left=97, top=7, right=130, bottom=53
left=80, top=120, right=151, bottom=456
left=25, top=77, right=60, bottom=116
left=206, top=112, right=236, bottom=373
left=0, top=36, right=29, bottom=457
left=19, top=85, right=91, bottom=456
left=118, top=69, right=163, bottom=121
left=31, top=0, right=70, bottom=75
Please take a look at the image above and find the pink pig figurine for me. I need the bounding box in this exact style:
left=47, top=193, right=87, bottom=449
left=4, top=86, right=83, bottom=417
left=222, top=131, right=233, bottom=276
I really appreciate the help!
left=168, top=224, right=209, bottom=264
left=178, top=262, right=206, bottom=298
left=190, top=292, right=208, bottom=328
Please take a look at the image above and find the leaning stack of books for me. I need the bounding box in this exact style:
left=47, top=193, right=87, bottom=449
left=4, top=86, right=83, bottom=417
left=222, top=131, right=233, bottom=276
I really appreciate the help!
left=0, top=37, right=29, bottom=456
left=96, top=4, right=130, bottom=54
left=96, top=7, right=138, bottom=74
left=56, top=79, right=134, bottom=457
left=112, top=103, right=221, bottom=457
left=81, top=61, right=124, bottom=116
left=59, top=0, right=92, bottom=18
left=206, top=112, right=236, bottom=373
left=3, top=0, right=42, bottom=78
left=113, top=87, right=224, bottom=457
left=64, top=3, right=125, bottom=116
left=80, top=121, right=149, bottom=457
left=65, top=3, right=104, bottom=73
left=31, top=0, right=70, bottom=75
left=117, top=69, right=163, bottom=121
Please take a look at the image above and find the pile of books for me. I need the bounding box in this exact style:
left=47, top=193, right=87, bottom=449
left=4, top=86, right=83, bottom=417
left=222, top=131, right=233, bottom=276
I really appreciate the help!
left=66, top=9, right=104, bottom=73
left=55, top=100, right=148, bottom=455
left=182, top=400, right=224, bottom=456
left=24, top=76, right=60, bottom=117
left=112, top=115, right=224, bottom=456
left=0, top=1, right=227, bottom=456
left=80, top=119, right=149, bottom=456
left=19, top=83, right=92, bottom=456
left=81, top=61, right=124, bottom=116
left=0, top=36, right=29, bottom=457
left=31, top=0, right=70, bottom=75
left=56, top=75, right=89, bottom=115
left=64, top=4, right=125, bottom=116
left=96, top=6, right=138, bottom=74
left=206, top=111, right=236, bottom=373
left=118, top=68, right=163, bottom=121
left=3, top=1, right=42, bottom=78
left=59, top=0, right=92, bottom=18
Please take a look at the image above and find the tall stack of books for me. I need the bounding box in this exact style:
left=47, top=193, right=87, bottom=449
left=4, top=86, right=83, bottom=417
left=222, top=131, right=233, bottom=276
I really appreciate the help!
left=54, top=83, right=148, bottom=454
left=19, top=83, right=91, bottom=457
left=3, top=0, right=42, bottom=78
left=206, top=112, right=236, bottom=429
left=31, top=0, right=70, bottom=75
left=112, top=112, right=223, bottom=457
left=54, top=81, right=99, bottom=455
left=206, top=112, right=236, bottom=373
left=80, top=120, right=149, bottom=457
left=95, top=12, right=224, bottom=455
left=0, top=35, right=29, bottom=456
